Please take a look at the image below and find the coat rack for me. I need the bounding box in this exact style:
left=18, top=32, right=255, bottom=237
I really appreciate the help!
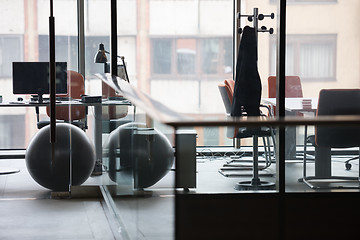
left=237, top=8, right=274, bottom=44
left=233, top=8, right=276, bottom=191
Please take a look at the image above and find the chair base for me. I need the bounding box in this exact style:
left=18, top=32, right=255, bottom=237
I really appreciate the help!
left=235, top=179, right=275, bottom=190
left=0, top=167, right=20, bottom=175
left=299, top=176, right=360, bottom=189
left=218, top=169, right=273, bottom=178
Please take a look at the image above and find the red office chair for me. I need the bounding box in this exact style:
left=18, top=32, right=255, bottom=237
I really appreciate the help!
left=267, top=76, right=303, bottom=116
left=37, top=70, right=87, bottom=130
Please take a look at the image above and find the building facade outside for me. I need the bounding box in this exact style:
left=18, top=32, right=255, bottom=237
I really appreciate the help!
left=0, top=0, right=359, bottom=148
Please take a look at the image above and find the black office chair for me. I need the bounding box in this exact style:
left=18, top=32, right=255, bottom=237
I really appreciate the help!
left=218, top=82, right=274, bottom=178
left=301, top=89, right=360, bottom=189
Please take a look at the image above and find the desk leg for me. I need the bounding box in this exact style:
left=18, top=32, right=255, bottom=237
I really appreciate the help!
left=314, top=146, right=331, bottom=178
left=285, top=126, right=297, bottom=160
left=175, top=130, right=197, bottom=189
left=92, top=105, right=102, bottom=175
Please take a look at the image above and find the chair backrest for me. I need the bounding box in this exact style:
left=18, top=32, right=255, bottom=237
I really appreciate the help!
left=46, top=70, right=86, bottom=121
left=315, top=89, right=360, bottom=148
left=224, top=79, right=235, bottom=96
left=268, top=76, right=303, bottom=98
left=218, top=84, right=232, bottom=115
left=268, top=76, right=303, bottom=116
left=218, top=80, right=238, bottom=138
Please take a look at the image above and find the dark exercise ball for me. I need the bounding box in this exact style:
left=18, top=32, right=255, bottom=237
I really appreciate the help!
left=25, top=123, right=95, bottom=191
left=104, top=122, right=174, bottom=189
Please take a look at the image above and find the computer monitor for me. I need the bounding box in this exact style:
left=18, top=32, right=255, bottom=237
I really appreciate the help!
left=12, top=62, right=67, bottom=102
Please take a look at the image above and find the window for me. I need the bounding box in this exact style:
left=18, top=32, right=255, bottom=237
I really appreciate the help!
left=177, top=39, right=196, bottom=75
left=270, top=34, right=337, bottom=81
left=202, top=39, right=219, bottom=74
left=38, top=35, right=78, bottom=72
left=0, top=115, right=25, bottom=149
left=202, top=127, right=219, bottom=146
left=0, top=35, right=23, bottom=78
left=151, top=37, right=232, bottom=78
left=153, top=39, right=171, bottom=74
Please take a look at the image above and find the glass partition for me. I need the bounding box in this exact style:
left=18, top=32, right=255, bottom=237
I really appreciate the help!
left=101, top=105, right=175, bottom=239
left=0, top=0, right=86, bottom=193
left=0, top=0, right=78, bottom=149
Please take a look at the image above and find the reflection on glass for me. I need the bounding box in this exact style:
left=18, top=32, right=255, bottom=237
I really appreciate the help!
left=103, top=122, right=174, bottom=191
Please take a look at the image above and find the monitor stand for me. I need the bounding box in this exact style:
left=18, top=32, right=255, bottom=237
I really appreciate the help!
left=31, top=93, right=46, bottom=103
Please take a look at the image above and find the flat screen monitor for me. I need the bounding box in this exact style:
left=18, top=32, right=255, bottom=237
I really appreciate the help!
left=12, top=62, right=67, bottom=101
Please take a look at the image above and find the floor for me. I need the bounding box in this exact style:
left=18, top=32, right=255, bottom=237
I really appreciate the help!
left=0, top=158, right=116, bottom=240
left=1, top=148, right=359, bottom=240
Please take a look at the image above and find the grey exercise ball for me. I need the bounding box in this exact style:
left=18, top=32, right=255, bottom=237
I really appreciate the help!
left=25, top=123, right=95, bottom=191
left=104, top=122, right=174, bottom=189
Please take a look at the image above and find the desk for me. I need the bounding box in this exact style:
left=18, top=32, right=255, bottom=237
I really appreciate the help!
left=262, top=98, right=318, bottom=114
left=0, top=99, right=131, bottom=175
left=261, top=98, right=317, bottom=160
left=262, top=97, right=335, bottom=179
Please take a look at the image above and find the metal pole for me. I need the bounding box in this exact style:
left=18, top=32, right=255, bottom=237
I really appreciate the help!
left=253, top=8, right=258, bottom=48
left=77, top=0, right=85, bottom=76
left=110, top=0, right=118, bottom=76
left=49, top=0, right=56, bottom=143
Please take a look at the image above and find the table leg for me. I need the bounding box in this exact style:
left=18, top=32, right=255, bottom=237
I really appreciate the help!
left=314, top=146, right=331, bottom=178
left=285, top=126, right=297, bottom=160
left=92, top=104, right=103, bottom=175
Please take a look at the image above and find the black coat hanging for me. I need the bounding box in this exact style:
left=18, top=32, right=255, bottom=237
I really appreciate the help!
left=231, top=26, right=262, bottom=117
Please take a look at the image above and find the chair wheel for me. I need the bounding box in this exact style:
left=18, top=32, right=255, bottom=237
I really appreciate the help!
left=345, top=162, right=352, bottom=170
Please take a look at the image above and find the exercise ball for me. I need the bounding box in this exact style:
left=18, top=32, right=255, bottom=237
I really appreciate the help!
left=25, top=123, right=95, bottom=191
left=104, top=122, right=174, bottom=189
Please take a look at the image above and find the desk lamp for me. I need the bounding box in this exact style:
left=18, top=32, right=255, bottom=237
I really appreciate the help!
left=94, top=43, right=130, bottom=82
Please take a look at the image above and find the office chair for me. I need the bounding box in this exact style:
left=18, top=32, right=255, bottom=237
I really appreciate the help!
left=301, top=89, right=360, bottom=189
left=218, top=80, right=275, bottom=180
left=268, top=76, right=303, bottom=98
left=267, top=76, right=303, bottom=116
left=37, top=70, right=87, bottom=130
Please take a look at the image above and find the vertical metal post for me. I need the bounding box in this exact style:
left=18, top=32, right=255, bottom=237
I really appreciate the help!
left=49, top=0, right=56, bottom=144
left=253, top=8, right=259, bottom=48
left=252, top=136, right=259, bottom=184
left=277, top=1, right=287, bottom=240
left=110, top=0, right=118, bottom=76
left=77, top=0, right=85, bottom=76
left=233, top=0, right=240, bottom=82
left=276, top=0, right=287, bottom=194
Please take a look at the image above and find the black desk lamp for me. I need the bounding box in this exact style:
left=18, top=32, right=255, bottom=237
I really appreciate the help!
left=94, top=43, right=130, bottom=82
